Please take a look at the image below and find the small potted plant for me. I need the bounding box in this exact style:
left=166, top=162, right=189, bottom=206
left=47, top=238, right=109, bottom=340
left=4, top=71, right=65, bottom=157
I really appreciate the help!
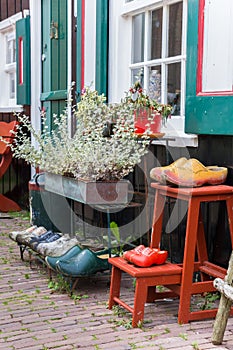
left=126, top=81, right=172, bottom=135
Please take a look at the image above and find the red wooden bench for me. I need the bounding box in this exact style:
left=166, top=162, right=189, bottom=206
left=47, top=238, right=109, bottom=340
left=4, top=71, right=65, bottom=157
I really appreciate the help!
left=0, top=121, right=21, bottom=212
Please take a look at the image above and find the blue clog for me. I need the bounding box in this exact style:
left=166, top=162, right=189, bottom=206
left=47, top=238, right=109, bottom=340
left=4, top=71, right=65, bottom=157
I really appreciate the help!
left=29, top=231, right=62, bottom=250
left=45, top=245, right=83, bottom=271
left=56, top=248, right=110, bottom=277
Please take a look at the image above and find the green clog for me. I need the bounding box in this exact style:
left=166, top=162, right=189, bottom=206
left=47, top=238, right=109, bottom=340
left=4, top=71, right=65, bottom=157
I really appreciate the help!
left=45, top=245, right=83, bottom=271
left=56, top=248, right=110, bottom=277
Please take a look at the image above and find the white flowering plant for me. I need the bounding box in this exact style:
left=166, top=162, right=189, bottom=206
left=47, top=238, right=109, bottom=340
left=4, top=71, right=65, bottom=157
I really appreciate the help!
left=6, top=87, right=152, bottom=181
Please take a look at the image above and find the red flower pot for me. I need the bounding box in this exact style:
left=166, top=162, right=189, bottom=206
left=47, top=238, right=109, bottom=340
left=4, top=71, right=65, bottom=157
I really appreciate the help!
left=134, top=108, right=162, bottom=134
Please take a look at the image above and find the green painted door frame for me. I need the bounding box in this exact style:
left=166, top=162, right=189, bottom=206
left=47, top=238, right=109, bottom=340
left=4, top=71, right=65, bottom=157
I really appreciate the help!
left=76, top=0, right=83, bottom=99
left=185, top=0, right=233, bottom=135
left=95, top=0, right=109, bottom=97
left=41, top=0, right=67, bottom=130
left=76, top=0, right=109, bottom=98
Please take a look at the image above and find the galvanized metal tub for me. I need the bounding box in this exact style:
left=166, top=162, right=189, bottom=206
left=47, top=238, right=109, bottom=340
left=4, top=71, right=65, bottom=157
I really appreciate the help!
left=44, top=173, right=130, bottom=204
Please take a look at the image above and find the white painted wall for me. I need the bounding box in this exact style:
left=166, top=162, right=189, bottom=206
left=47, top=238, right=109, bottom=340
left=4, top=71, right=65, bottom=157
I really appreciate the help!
left=29, top=0, right=41, bottom=135
left=84, top=0, right=96, bottom=88
left=108, top=0, right=132, bottom=103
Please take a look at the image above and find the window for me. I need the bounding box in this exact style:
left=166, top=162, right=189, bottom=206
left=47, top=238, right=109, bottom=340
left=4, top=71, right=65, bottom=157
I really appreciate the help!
left=6, top=33, right=16, bottom=64
left=0, top=13, right=23, bottom=111
left=5, top=33, right=16, bottom=100
left=129, top=0, right=186, bottom=117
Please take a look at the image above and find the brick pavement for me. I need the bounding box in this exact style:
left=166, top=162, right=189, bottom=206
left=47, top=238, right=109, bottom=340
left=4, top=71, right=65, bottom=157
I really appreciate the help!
left=0, top=212, right=233, bottom=349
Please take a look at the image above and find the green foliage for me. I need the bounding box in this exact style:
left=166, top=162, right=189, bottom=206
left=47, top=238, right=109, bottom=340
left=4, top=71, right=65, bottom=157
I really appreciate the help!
left=104, top=221, right=132, bottom=256
left=201, top=292, right=220, bottom=310
left=71, top=293, right=89, bottom=303
left=179, top=333, right=188, bottom=340
left=191, top=341, right=200, bottom=350
left=126, top=80, right=172, bottom=120
left=47, top=275, right=70, bottom=294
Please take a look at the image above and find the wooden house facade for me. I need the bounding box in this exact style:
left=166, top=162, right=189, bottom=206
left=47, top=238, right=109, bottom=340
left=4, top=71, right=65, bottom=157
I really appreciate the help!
left=0, top=0, right=233, bottom=266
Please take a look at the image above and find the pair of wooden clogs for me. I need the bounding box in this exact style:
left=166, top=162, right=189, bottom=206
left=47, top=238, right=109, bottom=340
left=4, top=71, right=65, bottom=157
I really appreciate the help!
left=150, top=157, right=228, bottom=187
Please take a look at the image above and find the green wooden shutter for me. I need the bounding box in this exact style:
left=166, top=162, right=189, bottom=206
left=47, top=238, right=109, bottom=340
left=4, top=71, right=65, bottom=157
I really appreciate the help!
left=76, top=0, right=83, bottom=98
left=185, top=0, right=233, bottom=135
left=41, top=0, right=67, bottom=129
left=16, top=16, right=31, bottom=105
left=95, top=0, right=108, bottom=97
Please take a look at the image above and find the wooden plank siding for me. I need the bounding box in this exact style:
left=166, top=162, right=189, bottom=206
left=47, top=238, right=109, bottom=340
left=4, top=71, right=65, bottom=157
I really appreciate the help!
left=0, top=0, right=30, bottom=209
left=0, top=0, right=29, bottom=20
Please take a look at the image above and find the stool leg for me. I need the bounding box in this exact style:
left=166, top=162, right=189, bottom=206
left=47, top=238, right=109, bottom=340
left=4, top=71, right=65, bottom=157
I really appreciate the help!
left=151, top=190, right=166, bottom=248
left=196, top=212, right=209, bottom=281
left=178, top=197, right=200, bottom=324
left=196, top=212, right=208, bottom=264
left=109, top=266, right=122, bottom=309
left=132, top=278, right=148, bottom=327
left=226, top=197, right=233, bottom=249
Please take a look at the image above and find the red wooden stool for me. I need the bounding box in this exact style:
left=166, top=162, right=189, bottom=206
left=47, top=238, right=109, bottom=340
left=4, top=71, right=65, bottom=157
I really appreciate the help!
left=108, top=184, right=233, bottom=327
left=151, top=184, right=233, bottom=324
left=108, top=257, right=182, bottom=327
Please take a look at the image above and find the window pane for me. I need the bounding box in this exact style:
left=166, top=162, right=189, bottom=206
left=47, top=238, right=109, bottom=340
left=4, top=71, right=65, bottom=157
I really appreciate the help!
left=13, top=38, right=16, bottom=62
left=151, top=8, right=163, bottom=59
left=132, top=68, right=144, bottom=87
left=6, top=37, right=16, bottom=64
left=9, top=72, right=15, bottom=99
left=148, top=66, right=161, bottom=102
left=132, top=13, right=145, bottom=63
left=168, top=2, right=183, bottom=57
left=167, top=62, right=181, bottom=115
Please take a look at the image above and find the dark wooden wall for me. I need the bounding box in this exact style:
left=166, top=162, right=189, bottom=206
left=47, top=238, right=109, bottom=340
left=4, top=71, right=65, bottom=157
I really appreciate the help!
left=154, top=135, right=233, bottom=269
left=0, top=0, right=30, bottom=209
left=0, top=0, right=29, bottom=20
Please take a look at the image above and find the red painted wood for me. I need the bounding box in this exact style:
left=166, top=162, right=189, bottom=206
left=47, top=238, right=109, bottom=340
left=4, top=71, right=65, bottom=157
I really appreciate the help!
left=109, top=183, right=233, bottom=326
left=18, top=36, right=23, bottom=85
left=108, top=257, right=182, bottom=327
left=0, top=121, right=21, bottom=212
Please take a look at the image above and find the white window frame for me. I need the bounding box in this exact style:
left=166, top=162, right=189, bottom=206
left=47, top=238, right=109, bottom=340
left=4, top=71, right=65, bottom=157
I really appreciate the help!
left=0, top=12, right=23, bottom=112
left=109, top=0, right=198, bottom=147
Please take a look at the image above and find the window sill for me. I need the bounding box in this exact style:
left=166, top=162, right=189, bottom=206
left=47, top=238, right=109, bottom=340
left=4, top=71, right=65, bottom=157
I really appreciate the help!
left=152, top=116, right=198, bottom=148
left=122, top=0, right=161, bottom=16
left=0, top=106, right=23, bottom=113
left=152, top=131, right=198, bottom=148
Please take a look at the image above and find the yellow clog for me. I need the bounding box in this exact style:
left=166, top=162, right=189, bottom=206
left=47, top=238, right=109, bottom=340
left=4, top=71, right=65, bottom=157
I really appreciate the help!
left=163, top=158, right=228, bottom=187
left=150, top=157, right=187, bottom=184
